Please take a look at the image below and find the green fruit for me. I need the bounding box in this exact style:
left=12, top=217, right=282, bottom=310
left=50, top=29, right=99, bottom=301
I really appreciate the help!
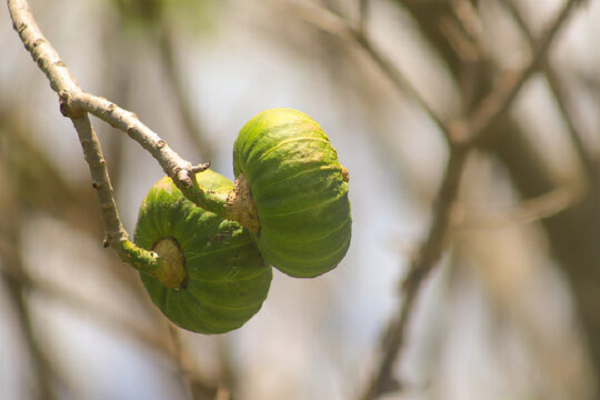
left=233, top=108, right=352, bottom=278
left=134, top=169, right=272, bottom=334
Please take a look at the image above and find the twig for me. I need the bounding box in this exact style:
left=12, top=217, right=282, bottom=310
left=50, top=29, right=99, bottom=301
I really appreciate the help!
left=6, top=0, right=168, bottom=280
left=60, top=90, right=200, bottom=187
left=6, top=0, right=253, bottom=289
left=6, top=3, right=235, bottom=394
left=61, top=90, right=255, bottom=232
left=457, top=0, right=587, bottom=148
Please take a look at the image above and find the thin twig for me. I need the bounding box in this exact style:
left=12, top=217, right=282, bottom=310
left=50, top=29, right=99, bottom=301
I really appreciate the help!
left=6, top=0, right=157, bottom=270
left=458, top=0, right=587, bottom=148
left=6, top=0, right=234, bottom=289
left=61, top=90, right=198, bottom=187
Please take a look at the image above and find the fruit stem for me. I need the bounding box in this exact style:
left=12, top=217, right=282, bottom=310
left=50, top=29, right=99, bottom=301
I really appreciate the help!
left=181, top=172, right=261, bottom=233
left=120, top=239, right=186, bottom=290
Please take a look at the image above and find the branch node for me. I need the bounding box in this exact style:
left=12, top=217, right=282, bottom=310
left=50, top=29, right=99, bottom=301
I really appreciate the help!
left=102, top=233, right=111, bottom=248
left=175, top=168, right=193, bottom=187
left=16, top=21, right=27, bottom=33
left=58, top=90, right=85, bottom=119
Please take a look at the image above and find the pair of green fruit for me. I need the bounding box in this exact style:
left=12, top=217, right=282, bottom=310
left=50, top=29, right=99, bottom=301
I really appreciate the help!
left=134, top=108, right=352, bottom=334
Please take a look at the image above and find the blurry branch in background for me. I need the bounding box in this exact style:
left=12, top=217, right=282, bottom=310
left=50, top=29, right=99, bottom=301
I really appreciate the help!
left=0, top=107, right=99, bottom=400
left=156, top=22, right=214, bottom=161
left=0, top=217, right=59, bottom=400
left=290, top=0, right=586, bottom=398
left=364, top=1, right=585, bottom=398
left=451, top=0, right=585, bottom=148
left=500, top=0, right=597, bottom=185
left=112, top=0, right=214, bottom=161
left=1, top=257, right=223, bottom=399
left=167, top=326, right=228, bottom=400
left=291, top=0, right=453, bottom=144
left=357, top=0, right=370, bottom=35
left=453, top=183, right=585, bottom=230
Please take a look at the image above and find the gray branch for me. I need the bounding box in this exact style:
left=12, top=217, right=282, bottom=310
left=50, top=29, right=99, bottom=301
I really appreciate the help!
left=5, top=0, right=206, bottom=289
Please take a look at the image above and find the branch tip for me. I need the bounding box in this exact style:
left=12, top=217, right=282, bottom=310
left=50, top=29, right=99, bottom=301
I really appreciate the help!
left=191, top=162, right=211, bottom=174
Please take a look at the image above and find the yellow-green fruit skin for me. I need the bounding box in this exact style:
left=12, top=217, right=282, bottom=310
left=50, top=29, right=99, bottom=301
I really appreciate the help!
left=233, top=108, right=352, bottom=278
left=134, top=170, right=272, bottom=334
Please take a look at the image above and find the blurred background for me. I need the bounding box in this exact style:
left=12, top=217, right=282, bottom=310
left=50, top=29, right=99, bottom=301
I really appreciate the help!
left=1, top=0, right=600, bottom=399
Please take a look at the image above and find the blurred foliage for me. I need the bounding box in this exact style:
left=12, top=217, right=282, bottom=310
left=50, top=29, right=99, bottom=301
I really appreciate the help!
left=112, top=0, right=226, bottom=35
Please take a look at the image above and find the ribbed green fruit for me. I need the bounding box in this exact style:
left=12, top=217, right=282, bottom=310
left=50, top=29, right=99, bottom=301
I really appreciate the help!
left=233, top=108, right=352, bottom=278
left=134, top=169, right=272, bottom=334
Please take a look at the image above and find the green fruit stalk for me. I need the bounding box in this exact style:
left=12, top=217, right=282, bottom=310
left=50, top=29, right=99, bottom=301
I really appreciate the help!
left=233, top=108, right=352, bottom=278
left=134, top=169, right=272, bottom=334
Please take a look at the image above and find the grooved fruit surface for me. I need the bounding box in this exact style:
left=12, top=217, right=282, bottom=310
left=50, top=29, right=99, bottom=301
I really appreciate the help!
left=134, top=169, right=272, bottom=334
left=233, top=108, right=352, bottom=277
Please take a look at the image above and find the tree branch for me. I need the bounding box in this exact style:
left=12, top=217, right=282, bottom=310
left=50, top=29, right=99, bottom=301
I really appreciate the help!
left=7, top=0, right=267, bottom=290
left=6, top=0, right=193, bottom=289
left=457, top=0, right=588, bottom=147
